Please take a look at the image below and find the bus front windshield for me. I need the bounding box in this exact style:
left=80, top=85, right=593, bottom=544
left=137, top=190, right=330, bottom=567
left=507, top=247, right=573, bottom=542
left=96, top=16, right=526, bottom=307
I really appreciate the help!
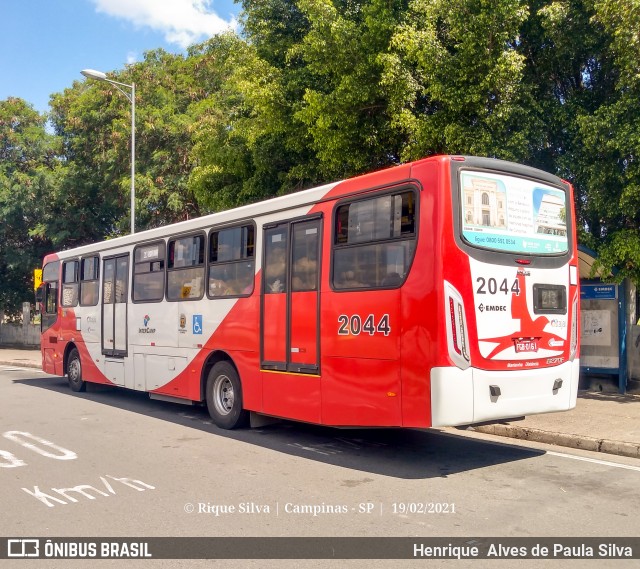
left=459, top=170, right=568, bottom=255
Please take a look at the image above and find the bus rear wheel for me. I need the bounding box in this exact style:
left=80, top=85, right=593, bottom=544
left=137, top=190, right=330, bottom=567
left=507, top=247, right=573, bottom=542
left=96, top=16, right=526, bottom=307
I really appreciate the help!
left=206, top=361, right=248, bottom=429
left=67, top=348, right=86, bottom=392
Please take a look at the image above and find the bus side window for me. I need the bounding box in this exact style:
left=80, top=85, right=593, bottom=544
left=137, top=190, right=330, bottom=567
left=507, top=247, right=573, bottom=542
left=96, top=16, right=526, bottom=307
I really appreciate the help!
left=264, top=229, right=287, bottom=293
left=41, top=260, right=60, bottom=332
left=208, top=224, right=255, bottom=298
left=333, top=190, right=417, bottom=290
left=45, top=282, right=58, bottom=314
left=291, top=222, right=318, bottom=292
left=80, top=255, right=100, bottom=306
left=133, top=243, right=165, bottom=302
left=61, top=260, right=79, bottom=307
left=167, top=234, right=205, bottom=301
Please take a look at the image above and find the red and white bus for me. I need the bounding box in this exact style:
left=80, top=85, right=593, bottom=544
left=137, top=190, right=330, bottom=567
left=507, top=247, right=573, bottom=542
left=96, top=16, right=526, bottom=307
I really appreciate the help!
left=38, top=155, right=579, bottom=429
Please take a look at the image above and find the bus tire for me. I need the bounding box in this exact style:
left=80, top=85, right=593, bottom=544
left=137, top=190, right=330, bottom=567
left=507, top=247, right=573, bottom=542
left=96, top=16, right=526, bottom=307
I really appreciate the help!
left=67, top=348, right=86, bottom=392
left=206, top=361, right=248, bottom=429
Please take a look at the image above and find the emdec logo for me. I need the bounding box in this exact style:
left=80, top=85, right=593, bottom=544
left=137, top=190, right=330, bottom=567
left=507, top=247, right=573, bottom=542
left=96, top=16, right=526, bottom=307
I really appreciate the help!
left=479, top=303, right=507, bottom=313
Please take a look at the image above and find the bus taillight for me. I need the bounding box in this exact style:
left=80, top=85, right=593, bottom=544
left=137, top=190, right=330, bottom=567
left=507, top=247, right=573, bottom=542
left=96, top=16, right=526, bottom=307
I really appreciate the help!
left=444, top=281, right=470, bottom=369
left=457, top=303, right=469, bottom=361
left=570, top=294, right=578, bottom=361
left=449, top=297, right=461, bottom=355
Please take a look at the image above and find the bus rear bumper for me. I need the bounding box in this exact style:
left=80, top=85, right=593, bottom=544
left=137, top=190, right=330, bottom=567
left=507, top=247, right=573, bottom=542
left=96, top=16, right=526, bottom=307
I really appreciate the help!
left=430, top=359, right=580, bottom=428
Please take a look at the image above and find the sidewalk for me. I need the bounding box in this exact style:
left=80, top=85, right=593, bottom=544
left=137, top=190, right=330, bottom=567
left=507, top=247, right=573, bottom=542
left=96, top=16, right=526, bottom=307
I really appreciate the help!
left=1, top=348, right=639, bottom=459
left=0, top=347, right=41, bottom=369
left=470, top=392, right=640, bottom=459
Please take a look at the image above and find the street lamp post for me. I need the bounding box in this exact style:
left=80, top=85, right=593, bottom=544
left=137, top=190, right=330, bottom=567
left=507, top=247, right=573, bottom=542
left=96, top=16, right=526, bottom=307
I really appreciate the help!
left=81, top=69, right=136, bottom=234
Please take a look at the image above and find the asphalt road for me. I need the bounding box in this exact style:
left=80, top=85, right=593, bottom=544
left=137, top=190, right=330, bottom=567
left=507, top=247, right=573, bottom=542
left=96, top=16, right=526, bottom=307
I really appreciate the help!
left=1, top=365, right=639, bottom=568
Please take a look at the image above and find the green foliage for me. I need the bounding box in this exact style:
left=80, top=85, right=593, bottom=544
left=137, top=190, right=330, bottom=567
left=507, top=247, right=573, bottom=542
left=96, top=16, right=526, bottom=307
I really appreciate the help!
left=188, top=34, right=289, bottom=211
left=188, top=31, right=324, bottom=211
left=570, top=0, right=640, bottom=279
left=385, top=0, right=534, bottom=162
left=50, top=47, right=205, bottom=236
left=294, top=0, right=410, bottom=178
left=593, top=230, right=640, bottom=284
left=0, top=98, right=60, bottom=315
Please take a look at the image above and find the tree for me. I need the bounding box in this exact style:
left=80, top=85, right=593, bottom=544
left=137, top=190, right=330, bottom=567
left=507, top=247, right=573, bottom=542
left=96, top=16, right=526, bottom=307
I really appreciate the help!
left=194, top=0, right=412, bottom=199
left=49, top=48, right=207, bottom=237
left=0, top=98, right=60, bottom=316
left=293, top=0, right=411, bottom=178
left=189, top=33, right=284, bottom=212
left=189, top=31, right=323, bottom=212
left=226, top=0, right=568, bottom=189
left=49, top=75, right=137, bottom=241
left=573, top=0, right=640, bottom=281
left=383, top=0, right=536, bottom=163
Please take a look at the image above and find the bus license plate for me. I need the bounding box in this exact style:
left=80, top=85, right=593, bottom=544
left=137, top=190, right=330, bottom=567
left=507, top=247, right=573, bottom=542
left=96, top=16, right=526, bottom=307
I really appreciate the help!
left=513, top=338, right=539, bottom=353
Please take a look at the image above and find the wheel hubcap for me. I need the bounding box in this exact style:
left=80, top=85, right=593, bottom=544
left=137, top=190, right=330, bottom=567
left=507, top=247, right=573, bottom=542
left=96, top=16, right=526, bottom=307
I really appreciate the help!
left=69, top=359, right=81, bottom=382
left=214, top=375, right=234, bottom=416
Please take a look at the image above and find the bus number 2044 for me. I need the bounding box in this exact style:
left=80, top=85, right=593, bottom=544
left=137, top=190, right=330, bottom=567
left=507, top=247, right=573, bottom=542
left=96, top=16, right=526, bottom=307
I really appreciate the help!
left=338, top=314, right=391, bottom=337
left=476, top=277, right=521, bottom=296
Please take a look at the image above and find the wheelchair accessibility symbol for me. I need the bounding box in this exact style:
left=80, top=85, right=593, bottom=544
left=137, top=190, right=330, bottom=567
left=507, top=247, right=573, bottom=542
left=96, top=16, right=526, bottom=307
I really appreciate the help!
left=193, top=315, right=203, bottom=335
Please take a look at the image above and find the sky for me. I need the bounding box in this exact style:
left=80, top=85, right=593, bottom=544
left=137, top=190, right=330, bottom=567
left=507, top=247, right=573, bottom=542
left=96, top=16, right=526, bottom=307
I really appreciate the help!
left=0, top=0, right=241, bottom=115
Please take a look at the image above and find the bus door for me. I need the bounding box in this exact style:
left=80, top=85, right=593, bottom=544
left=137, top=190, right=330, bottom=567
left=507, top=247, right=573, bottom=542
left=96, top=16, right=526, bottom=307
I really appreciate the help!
left=261, top=216, right=321, bottom=420
left=102, top=254, right=129, bottom=366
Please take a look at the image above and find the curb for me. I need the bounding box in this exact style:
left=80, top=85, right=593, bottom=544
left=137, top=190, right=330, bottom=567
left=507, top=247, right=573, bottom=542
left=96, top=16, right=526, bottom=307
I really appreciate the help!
left=472, top=423, right=640, bottom=460
left=0, top=359, right=42, bottom=370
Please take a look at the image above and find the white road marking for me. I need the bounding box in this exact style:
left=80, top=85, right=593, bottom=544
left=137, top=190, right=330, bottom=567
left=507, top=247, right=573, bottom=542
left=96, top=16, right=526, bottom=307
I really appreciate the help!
left=0, top=450, right=26, bottom=468
left=547, top=450, right=640, bottom=472
left=3, top=431, right=77, bottom=461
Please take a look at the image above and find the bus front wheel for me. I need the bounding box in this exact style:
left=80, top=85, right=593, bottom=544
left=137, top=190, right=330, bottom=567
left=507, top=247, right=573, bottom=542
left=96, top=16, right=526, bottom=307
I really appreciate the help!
left=206, top=361, right=248, bottom=429
left=67, top=348, right=86, bottom=392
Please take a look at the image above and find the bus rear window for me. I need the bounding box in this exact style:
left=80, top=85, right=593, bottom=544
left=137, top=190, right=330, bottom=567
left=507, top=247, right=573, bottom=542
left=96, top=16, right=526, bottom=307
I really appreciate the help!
left=460, top=170, right=568, bottom=255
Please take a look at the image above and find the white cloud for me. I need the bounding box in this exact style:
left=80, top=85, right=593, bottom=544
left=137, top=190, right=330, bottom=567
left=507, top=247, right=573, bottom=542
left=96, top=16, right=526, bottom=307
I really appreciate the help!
left=92, top=0, right=235, bottom=49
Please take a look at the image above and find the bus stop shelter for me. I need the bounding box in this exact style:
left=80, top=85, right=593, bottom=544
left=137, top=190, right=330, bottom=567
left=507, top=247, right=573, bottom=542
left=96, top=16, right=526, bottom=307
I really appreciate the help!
left=578, top=245, right=637, bottom=393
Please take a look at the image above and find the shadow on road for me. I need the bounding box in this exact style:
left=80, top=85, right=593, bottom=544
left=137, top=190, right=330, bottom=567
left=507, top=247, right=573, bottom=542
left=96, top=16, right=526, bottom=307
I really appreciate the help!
left=13, top=373, right=544, bottom=480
